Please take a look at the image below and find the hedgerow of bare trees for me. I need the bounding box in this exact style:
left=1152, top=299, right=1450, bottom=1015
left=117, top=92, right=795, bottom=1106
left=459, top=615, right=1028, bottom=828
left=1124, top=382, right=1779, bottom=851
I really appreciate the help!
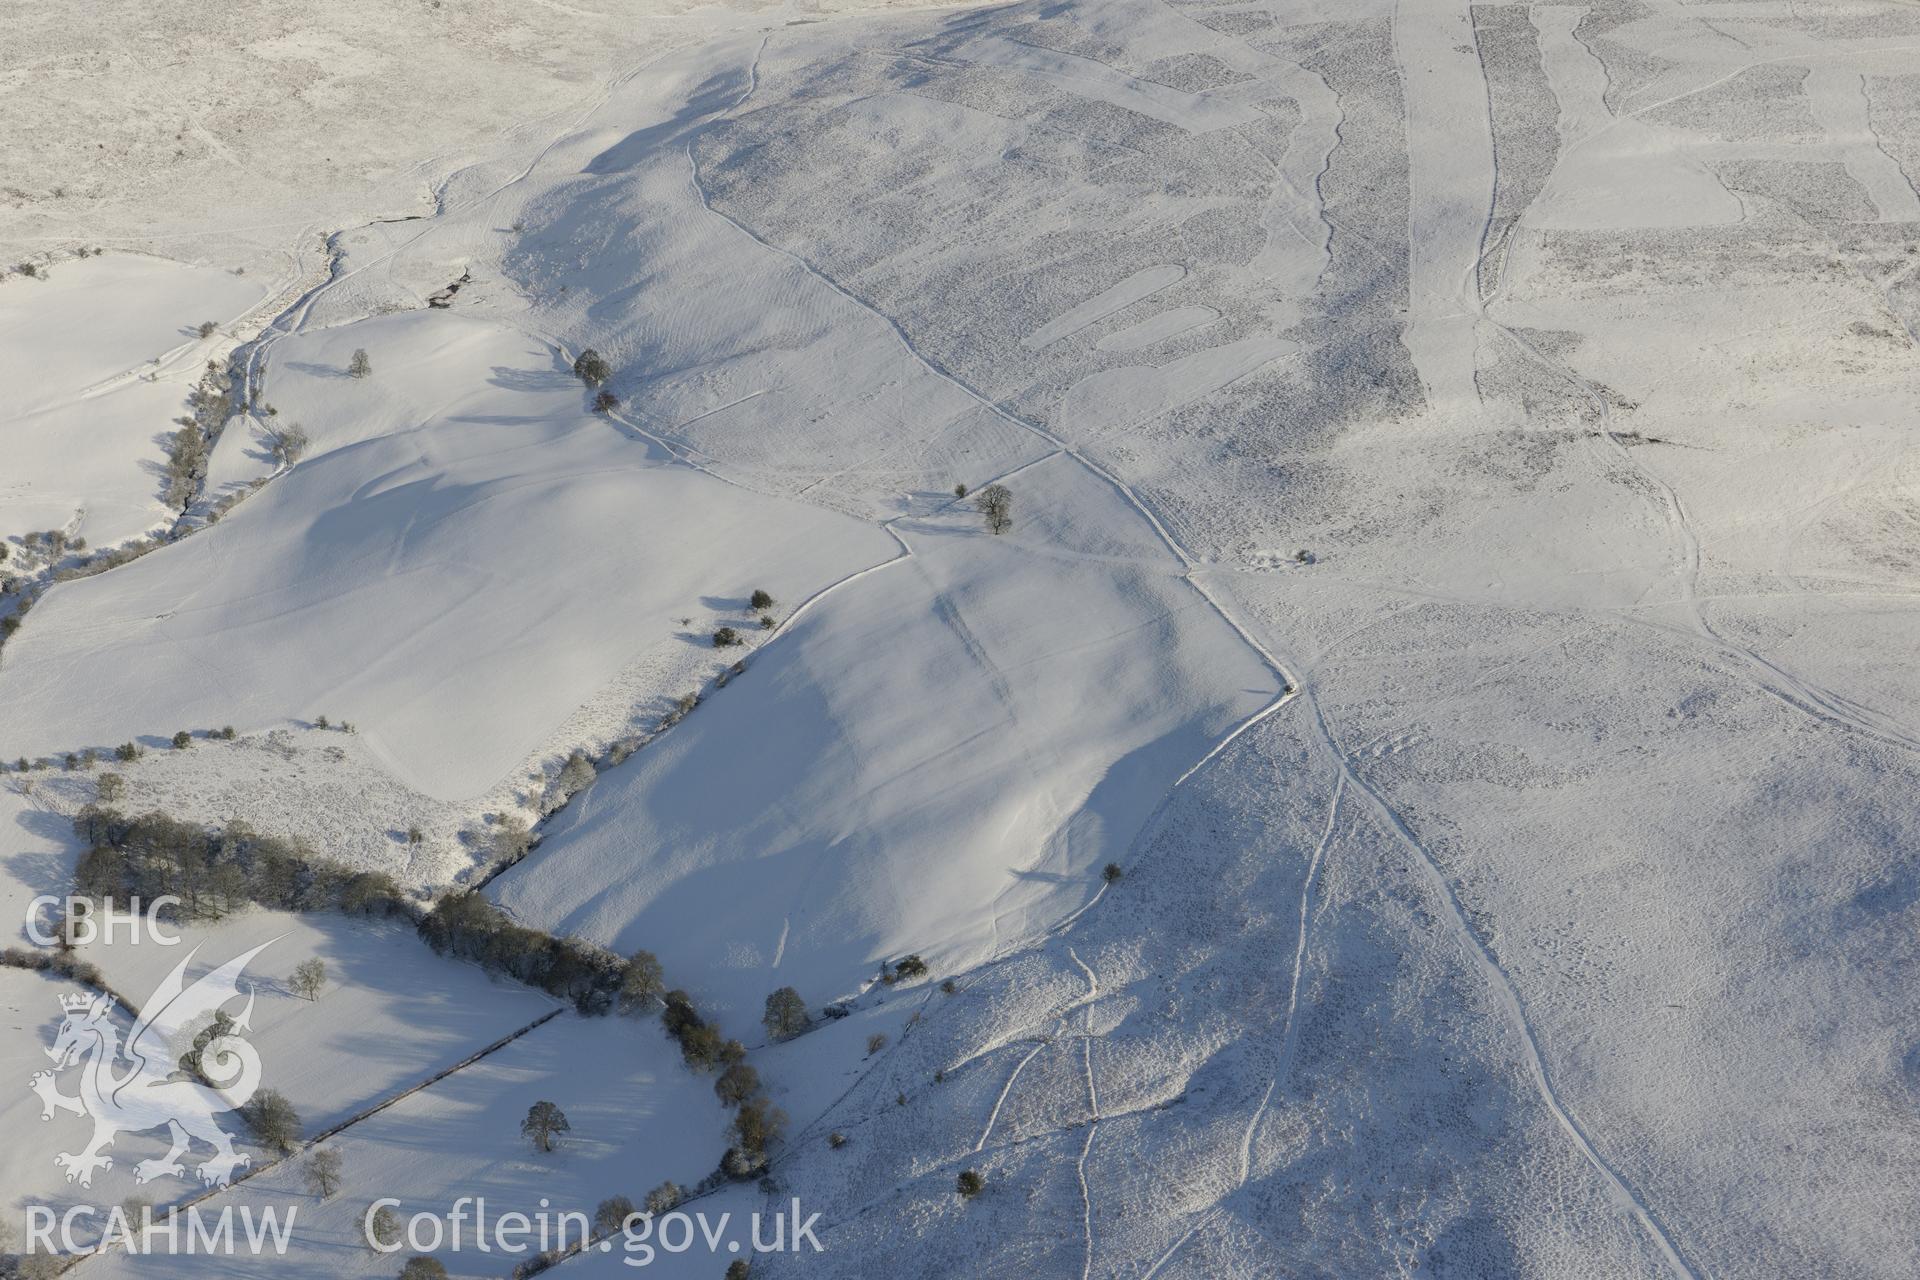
left=74, top=807, right=407, bottom=924
left=163, top=415, right=208, bottom=510
left=594, top=1196, right=635, bottom=1237
left=164, top=360, right=235, bottom=510
left=420, top=891, right=627, bottom=1014
left=662, top=989, right=733, bottom=1070
left=65, top=803, right=794, bottom=1182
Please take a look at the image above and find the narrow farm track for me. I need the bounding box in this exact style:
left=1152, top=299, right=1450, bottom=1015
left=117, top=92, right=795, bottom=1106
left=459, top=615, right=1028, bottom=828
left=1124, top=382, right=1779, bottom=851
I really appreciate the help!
left=1302, top=680, right=1702, bottom=1280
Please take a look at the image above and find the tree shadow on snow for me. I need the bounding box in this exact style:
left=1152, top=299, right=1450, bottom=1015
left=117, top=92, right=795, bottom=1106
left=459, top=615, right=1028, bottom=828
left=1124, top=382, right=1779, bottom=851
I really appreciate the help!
left=485, top=363, right=574, bottom=395
left=283, top=361, right=356, bottom=380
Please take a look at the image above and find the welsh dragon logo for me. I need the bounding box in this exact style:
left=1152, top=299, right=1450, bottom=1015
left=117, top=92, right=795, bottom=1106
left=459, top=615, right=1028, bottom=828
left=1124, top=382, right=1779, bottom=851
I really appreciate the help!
left=29, top=940, right=274, bottom=1189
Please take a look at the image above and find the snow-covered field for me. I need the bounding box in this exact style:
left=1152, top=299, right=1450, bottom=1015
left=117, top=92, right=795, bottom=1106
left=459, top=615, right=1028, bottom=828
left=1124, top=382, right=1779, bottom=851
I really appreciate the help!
left=0, top=255, right=267, bottom=549
left=80, top=1010, right=732, bottom=1280
left=3, top=0, right=1918, bottom=1275
left=0, top=307, right=895, bottom=808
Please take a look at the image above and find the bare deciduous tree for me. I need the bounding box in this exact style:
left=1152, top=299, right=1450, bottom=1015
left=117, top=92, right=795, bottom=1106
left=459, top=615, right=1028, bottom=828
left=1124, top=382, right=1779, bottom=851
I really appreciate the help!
left=572, top=349, right=611, bottom=387
left=762, top=986, right=809, bottom=1041
left=619, top=950, right=664, bottom=1015
left=974, top=483, right=1012, bottom=535
left=305, top=1147, right=343, bottom=1199
left=594, top=1196, right=635, bottom=1237
left=556, top=751, right=595, bottom=799
left=267, top=422, right=309, bottom=465
left=368, top=1204, right=401, bottom=1252
left=521, top=1100, right=570, bottom=1153
left=290, top=958, right=327, bottom=1002
left=244, top=1089, right=301, bottom=1153
left=715, top=1062, right=760, bottom=1106
left=493, top=814, right=532, bottom=862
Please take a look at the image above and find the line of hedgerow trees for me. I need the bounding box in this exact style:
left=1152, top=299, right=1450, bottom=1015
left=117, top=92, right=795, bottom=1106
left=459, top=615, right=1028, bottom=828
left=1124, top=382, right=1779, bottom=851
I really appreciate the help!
left=69, top=805, right=784, bottom=1180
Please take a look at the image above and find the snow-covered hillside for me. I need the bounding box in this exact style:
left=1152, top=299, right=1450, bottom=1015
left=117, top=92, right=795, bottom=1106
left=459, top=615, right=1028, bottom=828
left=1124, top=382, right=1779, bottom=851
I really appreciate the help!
left=0, top=309, right=896, bottom=806
left=491, top=451, right=1281, bottom=1027
left=3, top=0, right=1918, bottom=1276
